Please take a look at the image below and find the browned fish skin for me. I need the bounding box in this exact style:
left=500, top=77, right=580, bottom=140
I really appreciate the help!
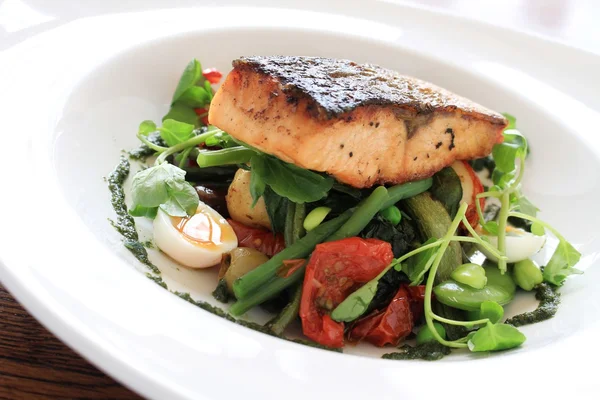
left=209, top=56, right=507, bottom=188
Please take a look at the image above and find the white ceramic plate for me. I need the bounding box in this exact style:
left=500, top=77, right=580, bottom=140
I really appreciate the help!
left=1, top=2, right=600, bottom=399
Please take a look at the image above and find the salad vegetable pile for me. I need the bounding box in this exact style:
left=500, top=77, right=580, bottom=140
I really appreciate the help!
left=109, top=59, right=581, bottom=359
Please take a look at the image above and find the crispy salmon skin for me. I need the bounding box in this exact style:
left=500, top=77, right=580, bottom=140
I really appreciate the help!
left=209, top=56, right=507, bottom=188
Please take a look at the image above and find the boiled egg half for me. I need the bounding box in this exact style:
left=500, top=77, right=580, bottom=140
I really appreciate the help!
left=478, top=227, right=546, bottom=264
left=153, top=202, right=238, bottom=268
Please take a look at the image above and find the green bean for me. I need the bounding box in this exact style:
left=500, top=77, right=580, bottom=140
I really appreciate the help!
left=380, top=178, right=433, bottom=209
left=326, top=186, right=388, bottom=242
left=303, top=206, right=331, bottom=231
left=267, top=284, right=303, bottom=335
left=284, top=203, right=306, bottom=247
left=196, top=146, right=254, bottom=167
left=232, top=211, right=352, bottom=299
left=230, top=266, right=305, bottom=316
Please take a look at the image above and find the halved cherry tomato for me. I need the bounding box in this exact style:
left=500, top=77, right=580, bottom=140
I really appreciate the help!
left=348, top=284, right=426, bottom=347
left=194, top=107, right=210, bottom=125
left=227, top=219, right=285, bottom=257
left=405, top=284, right=426, bottom=322
left=202, top=68, right=223, bottom=84
left=299, top=237, right=393, bottom=348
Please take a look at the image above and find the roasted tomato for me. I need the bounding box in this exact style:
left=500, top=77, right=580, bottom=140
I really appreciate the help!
left=227, top=219, right=285, bottom=257
left=348, top=284, right=426, bottom=347
left=299, top=237, right=393, bottom=348
left=194, top=108, right=210, bottom=125
left=202, top=68, right=223, bottom=84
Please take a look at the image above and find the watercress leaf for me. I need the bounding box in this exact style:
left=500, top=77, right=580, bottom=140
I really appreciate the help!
left=492, top=169, right=516, bottom=189
left=515, top=193, right=539, bottom=217
left=204, top=132, right=238, bottom=149
left=130, top=164, right=179, bottom=207
left=138, top=120, right=157, bottom=136
left=331, top=181, right=363, bottom=199
left=492, top=129, right=527, bottom=174
left=171, top=59, right=203, bottom=104
left=398, top=237, right=439, bottom=285
left=262, top=187, right=289, bottom=234
left=467, top=322, right=525, bottom=352
left=478, top=301, right=504, bottom=324
left=330, top=279, right=379, bottom=322
left=177, top=86, right=212, bottom=108
left=542, top=238, right=582, bottom=286
left=129, top=204, right=158, bottom=219
left=159, top=119, right=195, bottom=147
left=204, top=80, right=214, bottom=100
left=251, top=155, right=334, bottom=204
left=502, top=113, right=516, bottom=130
left=159, top=197, right=187, bottom=217
left=130, top=163, right=198, bottom=218
left=162, top=103, right=199, bottom=125
left=165, top=178, right=199, bottom=216
left=249, top=158, right=266, bottom=207
left=482, top=221, right=499, bottom=235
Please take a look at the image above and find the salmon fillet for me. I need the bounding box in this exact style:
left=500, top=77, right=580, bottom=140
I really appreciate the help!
left=209, top=56, right=507, bottom=188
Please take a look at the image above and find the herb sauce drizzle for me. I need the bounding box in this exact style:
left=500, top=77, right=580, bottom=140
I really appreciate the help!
left=505, top=283, right=560, bottom=327
left=382, top=342, right=451, bottom=361
left=108, top=157, right=160, bottom=274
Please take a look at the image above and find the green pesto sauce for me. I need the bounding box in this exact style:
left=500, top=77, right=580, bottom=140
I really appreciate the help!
left=505, top=283, right=560, bottom=327
left=212, top=279, right=232, bottom=303
left=382, top=342, right=451, bottom=361
left=107, top=157, right=160, bottom=275
left=128, top=132, right=165, bottom=161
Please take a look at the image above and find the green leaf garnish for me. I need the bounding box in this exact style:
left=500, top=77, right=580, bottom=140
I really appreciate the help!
left=130, top=163, right=198, bottom=218
left=250, top=155, right=333, bottom=204
left=542, top=238, right=582, bottom=286
left=162, top=103, right=199, bottom=125
left=171, top=59, right=203, bottom=104
left=138, top=120, right=157, bottom=136
left=478, top=301, right=504, bottom=324
left=177, top=86, right=212, bottom=108
left=467, top=321, right=525, bottom=352
left=129, top=204, right=158, bottom=219
left=159, top=119, right=195, bottom=147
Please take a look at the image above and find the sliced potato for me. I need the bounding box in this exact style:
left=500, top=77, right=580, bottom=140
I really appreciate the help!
left=226, top=168, right=271, bottom=229
left=223, top=247, right=270, bottom=292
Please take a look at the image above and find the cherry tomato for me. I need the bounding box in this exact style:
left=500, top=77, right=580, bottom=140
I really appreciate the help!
left=299, top=237, right=393, bottom=348
left=227, top=219, right=285, bottom=257
left=348, top=284, right=426, bottom=347
left=405, top=284, right=426, bottom=322
left=202, top=68, right=223, bottom=84
left=194, top=107, right=210, bottom=126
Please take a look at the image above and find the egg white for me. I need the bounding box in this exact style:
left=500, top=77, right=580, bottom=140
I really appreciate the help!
left=478, top=229, right=546, bottom=264
left=153, top=202, right=237, bottom=269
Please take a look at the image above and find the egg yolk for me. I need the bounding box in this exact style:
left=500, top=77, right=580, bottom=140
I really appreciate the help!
left=172, top=209, right=233, bottom=248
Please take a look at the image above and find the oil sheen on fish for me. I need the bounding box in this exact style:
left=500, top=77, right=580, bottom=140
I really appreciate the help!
left=209, top=56, right=507, bottom=188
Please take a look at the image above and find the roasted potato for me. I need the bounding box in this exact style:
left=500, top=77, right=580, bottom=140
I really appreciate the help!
left=226, top=169, right=271, bottom=229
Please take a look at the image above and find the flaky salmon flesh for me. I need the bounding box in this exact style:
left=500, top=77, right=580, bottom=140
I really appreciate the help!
left=209, top=56, right=507, bottom=188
